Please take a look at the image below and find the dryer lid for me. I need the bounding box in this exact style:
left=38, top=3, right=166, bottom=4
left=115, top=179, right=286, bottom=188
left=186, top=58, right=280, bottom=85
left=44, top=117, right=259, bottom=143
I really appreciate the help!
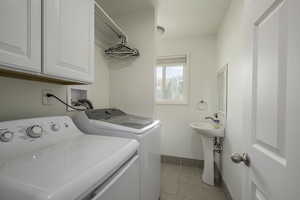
left=0, top=135, right=139, bottom=200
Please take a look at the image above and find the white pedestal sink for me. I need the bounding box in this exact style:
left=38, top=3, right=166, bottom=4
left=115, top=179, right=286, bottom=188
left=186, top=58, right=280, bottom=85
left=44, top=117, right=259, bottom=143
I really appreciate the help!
left=190, top=122, right=224, bottom=186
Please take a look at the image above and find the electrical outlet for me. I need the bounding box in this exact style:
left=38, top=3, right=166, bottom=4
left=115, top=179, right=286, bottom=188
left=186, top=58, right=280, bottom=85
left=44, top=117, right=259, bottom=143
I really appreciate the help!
left=42, top=89, right=54, bottom=105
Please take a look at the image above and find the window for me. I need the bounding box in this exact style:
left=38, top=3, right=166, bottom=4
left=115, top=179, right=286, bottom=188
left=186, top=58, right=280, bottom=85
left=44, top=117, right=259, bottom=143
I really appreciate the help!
left=155, top=55, right=189, bottom=104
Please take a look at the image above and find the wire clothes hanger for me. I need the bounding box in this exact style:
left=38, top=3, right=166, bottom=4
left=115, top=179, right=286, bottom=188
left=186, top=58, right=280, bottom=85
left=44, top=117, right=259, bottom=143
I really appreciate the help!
left=104, top=36, right=140, bottom=58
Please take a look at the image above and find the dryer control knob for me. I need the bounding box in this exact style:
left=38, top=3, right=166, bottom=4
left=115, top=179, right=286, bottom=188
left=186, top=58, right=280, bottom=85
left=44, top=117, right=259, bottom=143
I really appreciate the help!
left=51, top=124, right=60, bottom=132
left=0, top=131, right=14, bottom=142
left=27, top=125, right=43, bottom=138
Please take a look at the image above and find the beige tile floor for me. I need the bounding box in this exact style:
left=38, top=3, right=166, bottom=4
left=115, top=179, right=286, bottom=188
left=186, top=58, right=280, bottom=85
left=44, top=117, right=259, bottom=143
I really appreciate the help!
left=160, top=163, right=227, bottom=200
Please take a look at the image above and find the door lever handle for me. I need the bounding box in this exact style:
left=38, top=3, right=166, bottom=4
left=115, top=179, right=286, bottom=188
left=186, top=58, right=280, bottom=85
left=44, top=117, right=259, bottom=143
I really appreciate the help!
left=230, top=153, right=250, bottom=167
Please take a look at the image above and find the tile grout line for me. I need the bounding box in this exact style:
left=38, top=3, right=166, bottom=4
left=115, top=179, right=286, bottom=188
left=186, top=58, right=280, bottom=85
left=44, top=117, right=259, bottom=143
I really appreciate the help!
left=161, top=155, right=230, bottom=200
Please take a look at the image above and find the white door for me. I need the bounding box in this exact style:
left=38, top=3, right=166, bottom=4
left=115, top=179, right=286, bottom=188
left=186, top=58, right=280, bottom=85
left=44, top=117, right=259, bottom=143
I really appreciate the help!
left=234, top=0, right=300, bottom=199
left=43, top=0, right=94, bottom=83
left=0, top=0, right=41, bottom=72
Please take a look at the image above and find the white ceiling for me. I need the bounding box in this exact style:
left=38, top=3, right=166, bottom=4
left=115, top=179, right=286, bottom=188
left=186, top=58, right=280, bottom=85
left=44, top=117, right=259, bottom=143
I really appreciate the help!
left=158, top=0, right=231, bottom=39
left=97, top=0, right=156, bottom=17
left=97, top=0, right=231, bottom=39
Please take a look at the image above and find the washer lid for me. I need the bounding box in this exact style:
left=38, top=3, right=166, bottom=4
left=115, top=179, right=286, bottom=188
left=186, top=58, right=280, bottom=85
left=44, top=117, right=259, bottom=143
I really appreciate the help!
left=0, top=135, right=139, bottom=200
left=85, top=109, right=159, bottom=133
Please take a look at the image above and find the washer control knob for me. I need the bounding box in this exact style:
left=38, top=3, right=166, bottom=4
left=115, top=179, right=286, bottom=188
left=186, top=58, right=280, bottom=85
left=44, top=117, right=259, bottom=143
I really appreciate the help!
left=0, top=131, right=14, bottom=142
left=26, top=125, right=43, bottom=138
left=51, top=124, right=60, bottom=132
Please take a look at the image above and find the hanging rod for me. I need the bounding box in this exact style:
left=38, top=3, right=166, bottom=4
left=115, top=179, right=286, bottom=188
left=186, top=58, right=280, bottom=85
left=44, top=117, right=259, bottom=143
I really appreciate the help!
left=94, top=1, right=128, bottom=43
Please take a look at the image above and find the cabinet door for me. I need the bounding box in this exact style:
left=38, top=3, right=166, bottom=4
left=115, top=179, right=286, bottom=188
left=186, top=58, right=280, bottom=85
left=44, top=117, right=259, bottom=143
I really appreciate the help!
left=0, top=0, right=41, bottom=72
left=43, top=0, right=94, bottom=83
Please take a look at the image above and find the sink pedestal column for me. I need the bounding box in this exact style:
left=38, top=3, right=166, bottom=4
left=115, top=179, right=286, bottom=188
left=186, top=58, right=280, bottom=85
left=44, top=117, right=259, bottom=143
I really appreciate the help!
left=200, top=135, right=214, bottom=186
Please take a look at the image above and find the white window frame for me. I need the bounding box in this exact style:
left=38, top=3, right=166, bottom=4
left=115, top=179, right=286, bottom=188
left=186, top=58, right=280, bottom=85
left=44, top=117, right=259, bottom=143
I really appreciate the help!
left=155, top=54, right=190, bottom=105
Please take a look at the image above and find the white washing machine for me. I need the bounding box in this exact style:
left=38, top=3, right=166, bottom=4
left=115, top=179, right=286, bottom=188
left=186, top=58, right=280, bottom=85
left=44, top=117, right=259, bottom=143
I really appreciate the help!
left=73, top=108, right=161, bottom=200
left=0, top=116, right=140, bottom=200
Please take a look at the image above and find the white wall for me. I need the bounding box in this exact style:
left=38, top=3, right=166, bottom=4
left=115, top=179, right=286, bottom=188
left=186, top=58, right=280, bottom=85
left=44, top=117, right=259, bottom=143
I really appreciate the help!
left=217, top=0, right=251, bottom=199
left=85, top=45, right=110, bottom=109
left=0, top=45, right=110, bottom=121
left=156, top=36, right=218, bottom=160
left=108, top=8, right=156, bottom=118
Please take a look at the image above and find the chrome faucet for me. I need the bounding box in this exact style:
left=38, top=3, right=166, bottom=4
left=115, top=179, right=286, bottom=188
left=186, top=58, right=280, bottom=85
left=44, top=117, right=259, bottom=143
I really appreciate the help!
left=205, top=113, right=220, bottom=124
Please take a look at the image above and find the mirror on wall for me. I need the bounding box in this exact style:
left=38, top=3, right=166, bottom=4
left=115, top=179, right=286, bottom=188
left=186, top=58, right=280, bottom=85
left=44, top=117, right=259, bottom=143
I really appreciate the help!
left=217, top=64, right=228, bottom=116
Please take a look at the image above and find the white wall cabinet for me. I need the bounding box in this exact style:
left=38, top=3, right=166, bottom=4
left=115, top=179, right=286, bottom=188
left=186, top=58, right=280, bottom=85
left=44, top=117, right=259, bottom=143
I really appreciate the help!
left=0, top=0, right=94, bottom=84
left=43, top=0, right=95, bottom=83
left=0, top=0, right=41, bottom=73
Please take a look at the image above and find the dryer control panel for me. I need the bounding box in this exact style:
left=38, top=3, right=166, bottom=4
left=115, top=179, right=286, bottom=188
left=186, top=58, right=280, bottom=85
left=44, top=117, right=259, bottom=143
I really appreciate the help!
left=0, top=116, right=82, bottom=161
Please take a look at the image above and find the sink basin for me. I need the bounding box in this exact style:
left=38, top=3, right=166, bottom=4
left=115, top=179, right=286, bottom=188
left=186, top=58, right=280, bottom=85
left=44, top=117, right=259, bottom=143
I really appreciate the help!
left=190, top=121, right=224, bottom=186
left=190, top=122, right=224, bottom=138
